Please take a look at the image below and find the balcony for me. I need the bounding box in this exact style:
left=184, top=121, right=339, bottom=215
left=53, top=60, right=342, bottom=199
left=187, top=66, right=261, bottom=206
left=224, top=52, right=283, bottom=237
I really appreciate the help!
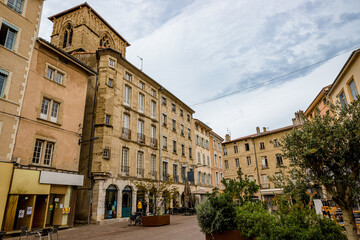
left=121, top=165, right=130, bottom=176
left=122, top=128, right=131, bottom=140
left=137, top=133, right=145, bottom=144
left=261, top=183, right=270, bottom=189
left=174, top=175, right=179, bottom=183
left=150, top=138, right=158, bottom=148
left=137, top=168, right=144, bottom=177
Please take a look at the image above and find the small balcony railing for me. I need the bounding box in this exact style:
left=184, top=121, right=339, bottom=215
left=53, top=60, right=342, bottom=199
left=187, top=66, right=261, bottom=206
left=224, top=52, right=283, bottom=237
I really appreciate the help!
left=137, top=168, right=144, bottom=177
left=122, top=128, right=131, bottom=140
left=137, top=133, right=145, bottom=144
left=150, top=138, right=158, bottom=148
left=121, top=165, right=130, bottom=176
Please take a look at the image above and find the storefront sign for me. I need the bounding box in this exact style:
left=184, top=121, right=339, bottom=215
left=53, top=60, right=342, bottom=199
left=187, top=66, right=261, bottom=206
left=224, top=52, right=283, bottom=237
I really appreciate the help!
left=40, top=171, right=84, bottom=186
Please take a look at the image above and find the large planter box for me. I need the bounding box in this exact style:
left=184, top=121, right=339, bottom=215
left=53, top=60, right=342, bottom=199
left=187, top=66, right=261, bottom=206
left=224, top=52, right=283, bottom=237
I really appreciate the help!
left=142, top=215, right=170, bottom=226
left=206, top=230, right=252, bottom=240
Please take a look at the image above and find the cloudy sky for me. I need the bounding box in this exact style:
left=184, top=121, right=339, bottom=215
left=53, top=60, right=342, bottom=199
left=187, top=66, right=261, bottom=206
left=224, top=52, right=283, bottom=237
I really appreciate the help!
left=39, top=0, right=360, bottom=139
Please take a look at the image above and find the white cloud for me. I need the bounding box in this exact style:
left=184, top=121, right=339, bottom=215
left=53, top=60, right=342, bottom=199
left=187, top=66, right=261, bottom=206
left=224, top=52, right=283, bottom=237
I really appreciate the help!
left=39, top=0, right=360, bottom=139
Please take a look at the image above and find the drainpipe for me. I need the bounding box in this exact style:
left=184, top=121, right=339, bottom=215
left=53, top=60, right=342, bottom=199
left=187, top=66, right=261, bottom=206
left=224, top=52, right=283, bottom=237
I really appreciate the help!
left=158, top=87, right=162, bottom=181
left=251, top=137, right=263, bottom=201
left=87, top=52, right=99, bottom=224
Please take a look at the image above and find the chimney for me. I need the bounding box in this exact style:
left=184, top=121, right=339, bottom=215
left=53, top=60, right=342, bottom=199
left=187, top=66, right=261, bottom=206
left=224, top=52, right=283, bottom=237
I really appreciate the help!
left=292, top=110, right=305, bottom=126
left=225, top=134, right=231, bottom=142
left=263, top=127, right=267, bottom=132
left=256, top=127, right=260, bottom=134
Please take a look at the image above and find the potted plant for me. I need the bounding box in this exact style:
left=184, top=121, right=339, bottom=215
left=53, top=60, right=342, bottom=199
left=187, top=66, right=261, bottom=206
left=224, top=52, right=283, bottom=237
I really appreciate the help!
left=196, top=168, right=259, bottom=240
left=132, top=174, right=178, bottom=226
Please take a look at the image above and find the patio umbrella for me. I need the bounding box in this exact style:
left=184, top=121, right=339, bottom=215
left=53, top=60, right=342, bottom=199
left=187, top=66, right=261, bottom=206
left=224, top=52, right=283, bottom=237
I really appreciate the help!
left=184, top=179, right=191, bottom=208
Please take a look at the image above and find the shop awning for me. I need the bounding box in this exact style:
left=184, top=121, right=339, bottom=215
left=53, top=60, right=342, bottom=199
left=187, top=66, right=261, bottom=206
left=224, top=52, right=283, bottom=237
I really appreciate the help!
left=39, top=171, right=84, bottom=186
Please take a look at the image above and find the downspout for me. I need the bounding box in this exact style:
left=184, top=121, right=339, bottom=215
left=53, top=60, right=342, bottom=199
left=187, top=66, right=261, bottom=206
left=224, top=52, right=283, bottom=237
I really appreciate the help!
left=158, top=87, right=162, bottom=181
left=87, top=52, right=99, bottom=224
left=251, top=137, right=263, bottom=201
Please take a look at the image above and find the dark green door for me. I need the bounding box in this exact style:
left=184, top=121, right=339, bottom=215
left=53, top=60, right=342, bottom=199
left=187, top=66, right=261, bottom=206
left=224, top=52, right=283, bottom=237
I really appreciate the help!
left=122, top=186, right=132, bottom=218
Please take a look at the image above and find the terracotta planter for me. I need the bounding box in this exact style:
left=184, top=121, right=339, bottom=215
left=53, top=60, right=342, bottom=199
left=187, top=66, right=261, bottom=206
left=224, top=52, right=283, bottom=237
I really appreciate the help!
left=142, top=215, right=170, bottom=226
left=206, top=230, right=253, bottom=240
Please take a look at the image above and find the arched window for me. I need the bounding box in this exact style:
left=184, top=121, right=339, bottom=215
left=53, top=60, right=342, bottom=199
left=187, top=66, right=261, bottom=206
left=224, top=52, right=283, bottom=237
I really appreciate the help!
left=100, top=34, right=111, bottom=48
left=62, top=23, right=73, bottom=48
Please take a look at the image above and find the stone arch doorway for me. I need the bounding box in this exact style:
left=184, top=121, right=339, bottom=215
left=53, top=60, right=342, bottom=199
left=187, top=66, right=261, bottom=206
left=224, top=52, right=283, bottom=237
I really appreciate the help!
left=104, top=185, right=118, bottom=219
left=122, top=186, right=132, bottom=218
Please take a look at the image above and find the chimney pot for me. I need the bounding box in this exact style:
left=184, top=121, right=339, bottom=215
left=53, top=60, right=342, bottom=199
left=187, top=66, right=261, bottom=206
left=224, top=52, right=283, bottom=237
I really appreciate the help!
left=263, top=127, right=267, bottom=132
left=256, top=127, right=260, bottom=134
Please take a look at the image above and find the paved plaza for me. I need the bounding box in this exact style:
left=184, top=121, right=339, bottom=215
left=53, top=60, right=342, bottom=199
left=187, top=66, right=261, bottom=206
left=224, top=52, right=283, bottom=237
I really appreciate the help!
left=6, top=215, right=204, bottom=240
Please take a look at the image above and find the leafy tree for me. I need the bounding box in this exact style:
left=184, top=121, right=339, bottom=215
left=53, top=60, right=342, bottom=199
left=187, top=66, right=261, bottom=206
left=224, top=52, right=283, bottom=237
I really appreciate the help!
left=131, top=175, right=178, bottom=215
left=282, top=99, right=360, bottom=240
left=222, top=167, right=260, bottom=205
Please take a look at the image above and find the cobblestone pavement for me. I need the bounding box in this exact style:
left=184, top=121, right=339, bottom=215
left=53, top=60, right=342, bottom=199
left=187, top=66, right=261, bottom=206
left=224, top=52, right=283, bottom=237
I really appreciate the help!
left=6, top=215, right=204, bottom=240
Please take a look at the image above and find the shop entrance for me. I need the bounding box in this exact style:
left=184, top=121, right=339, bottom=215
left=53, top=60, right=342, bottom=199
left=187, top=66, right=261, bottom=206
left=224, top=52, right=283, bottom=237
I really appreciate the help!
left=104, top=185, right=118, bottom=219
left=121, top=186, right=132, bottom=218
left=31, top=195, right=48, bottom=229
left=46, top=194, right=65, bottom=226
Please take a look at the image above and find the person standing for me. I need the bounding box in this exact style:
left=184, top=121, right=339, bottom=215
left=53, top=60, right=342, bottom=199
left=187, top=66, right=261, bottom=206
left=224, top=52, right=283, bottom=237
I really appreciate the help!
left=137, top=200, right=142, bottom=213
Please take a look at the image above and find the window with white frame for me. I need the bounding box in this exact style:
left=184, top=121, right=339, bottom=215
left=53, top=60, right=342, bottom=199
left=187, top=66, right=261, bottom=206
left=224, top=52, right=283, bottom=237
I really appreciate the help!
left=213, top=140, right=216, bottom=150
left=105, top=114, right=111, bottom=125
left=260, top=142, right=265, bottom=150
left=107, top=78, right=113, bottom=87
left=137, top=151, right=144, bottom=176
left=234, top=145, right=238, bottom=153
left=276, top=154, right=283, bottom=167
left=0, top=70, right=8, bottom=98
left=151, top=101, right=156, bottom=118
left=172, top=119, right=176, bottom=132
left=235, top=158, right=240, bottom=168
left=40, top=97, right=60, bottom=123
left=109, top=59, right=115, bottom=67
left=180, top=124, right=184, bottom=136
left=151, top=89, right=156, bottom=97
left=32, top=139, right=54, bottom=166
left=223, top=148, right=227, bottom=155
left=138, top=120, right=144, bottom=134
left=162, top=113, right=167, bottom=127
left=201, top=172, right=205, bottom=183
left=172, top=103, right=176, bottom=112
left=103, top=148, right=110, bottom=159
left=121, top=148, right=129, bottom=168
left=0, top=20, right=18, bottom=50
left=219, top=156, right=223, bottom=169
left=46, top=66, right=65, bottom=85
left=124, top=85, right=131, bottom=106
left=214, top=153, right=218, bottom=167
left=163, top=136, right=167, bottom=150
left=197, top=152, right=201, bottom=164
left=225, top=160, right=229, bottom=169
left=274, top=139, right=279, bottom=147
left=247, top=156, right=251, bottom=166
left=7, top=0, right=24, bottom=13
left=202, top=153, right=206, bottom=165
left=125, top=72, right=132, bottom=81
left=207, top=156, right=210, bottom=166
left=139, top=81, right=145, bottom=90
left=151, top=125, right=156, bottom=139
left=218, top=142, right=221, bottom=150
left=181, top=144, right=185, bottom=156
left=261, top=156, right=268, bottom=168
left=162, top=96, right=167, bottom=106
left=138, top=93, right=144, bottom=113
left=261, top=174, right=269, bottom=188
left=150, top=155, right=156, bottom=176
left=122, top=114, right=130, bottom=129
left=349, top=79, right=358, bottom=101
left=197, top=171, right=201, bottom=183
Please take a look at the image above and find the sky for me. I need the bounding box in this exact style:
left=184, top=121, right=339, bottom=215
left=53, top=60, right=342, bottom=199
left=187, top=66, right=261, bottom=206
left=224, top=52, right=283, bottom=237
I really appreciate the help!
left=39, top=0, right=360, bottom=139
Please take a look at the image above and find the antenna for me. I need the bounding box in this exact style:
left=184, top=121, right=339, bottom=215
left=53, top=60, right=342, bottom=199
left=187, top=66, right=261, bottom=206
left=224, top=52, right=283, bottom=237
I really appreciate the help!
left=137, top=56, right=143, bottom=71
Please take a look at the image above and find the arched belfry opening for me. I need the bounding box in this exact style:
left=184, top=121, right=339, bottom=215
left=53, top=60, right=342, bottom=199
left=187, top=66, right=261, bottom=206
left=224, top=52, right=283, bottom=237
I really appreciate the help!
left=62, top=23, right=73, bottom=48
left=100, top=34, right=111, bottom=48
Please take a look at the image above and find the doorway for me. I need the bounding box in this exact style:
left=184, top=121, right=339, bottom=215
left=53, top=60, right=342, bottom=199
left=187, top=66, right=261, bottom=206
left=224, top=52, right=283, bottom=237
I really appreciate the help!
left=46, top=194, right=65, bottom=226
left=104, top=185, right=118, bottom=219
left=121, top=186, right=132, bottom=218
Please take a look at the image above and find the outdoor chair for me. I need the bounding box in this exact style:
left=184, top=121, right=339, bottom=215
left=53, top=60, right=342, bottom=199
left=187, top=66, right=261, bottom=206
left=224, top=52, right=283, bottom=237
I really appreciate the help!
left=50, top=225, right=60, bottom=240
left=0, top=231, right=6, bottom=240
left=19, top=226, right=41, bottom=240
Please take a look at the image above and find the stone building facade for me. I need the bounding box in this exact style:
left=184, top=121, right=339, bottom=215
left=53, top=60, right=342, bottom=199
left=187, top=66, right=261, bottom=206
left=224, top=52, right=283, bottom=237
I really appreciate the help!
left=222, top=116, right=303, bottom=203
left=209, top=131, right=224, bottom=190
left=47, top=3, right=221, bottom=224
left=0, top=0, right=44, bottom=230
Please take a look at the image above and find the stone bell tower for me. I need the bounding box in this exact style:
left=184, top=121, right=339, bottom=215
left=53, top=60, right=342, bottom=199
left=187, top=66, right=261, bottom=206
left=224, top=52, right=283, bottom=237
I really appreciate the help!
left=48, top=2, right=130, bottom=56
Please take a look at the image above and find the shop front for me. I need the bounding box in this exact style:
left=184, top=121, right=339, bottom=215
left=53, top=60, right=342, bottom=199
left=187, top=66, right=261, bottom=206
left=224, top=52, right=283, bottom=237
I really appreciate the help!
left=2, top=169, right=83, bottom=232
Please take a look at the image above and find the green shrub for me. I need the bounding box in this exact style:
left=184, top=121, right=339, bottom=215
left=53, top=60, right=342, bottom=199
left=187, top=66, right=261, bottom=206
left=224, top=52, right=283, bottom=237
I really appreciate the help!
left=196, top=193, right=237, bottom=234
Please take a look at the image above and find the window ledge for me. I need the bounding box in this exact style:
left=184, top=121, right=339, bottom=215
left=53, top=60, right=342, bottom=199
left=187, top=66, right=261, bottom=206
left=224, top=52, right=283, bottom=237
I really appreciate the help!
left=37, top=117, right=62, bottom=126
left=0, top=44, right=27, bottom=60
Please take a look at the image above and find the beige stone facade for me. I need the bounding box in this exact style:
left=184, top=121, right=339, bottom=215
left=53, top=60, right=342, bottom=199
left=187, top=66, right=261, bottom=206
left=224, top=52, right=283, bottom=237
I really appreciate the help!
left=45, top=3, right=225, bottom=224
left=0, top=0, right=44, bottom=231
left=222, top=124, right=300, bottom=202
left=209, top=131, right=224, bottom=190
